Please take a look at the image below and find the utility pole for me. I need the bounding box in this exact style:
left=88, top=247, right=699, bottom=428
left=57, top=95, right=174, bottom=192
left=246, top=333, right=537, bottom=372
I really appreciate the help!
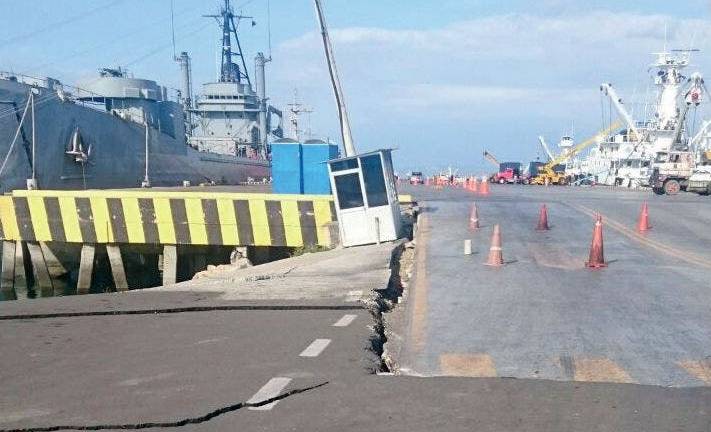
left=313, top=0, right=356, bottom=156
left=142, top=116, right=151, bottom=188
left=27, top=91, right=37, bottom=190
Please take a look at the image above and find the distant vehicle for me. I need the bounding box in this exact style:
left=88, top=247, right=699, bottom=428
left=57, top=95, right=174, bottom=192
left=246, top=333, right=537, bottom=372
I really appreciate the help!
left=410, top=171, right=424, bottom=185
left=650, top=151, right=695, bottom=195
left=572, top=176, right=596, bottom=187
left=493, top=162, right=522, bottom=184
left=686, top=164, right=711, bottom=195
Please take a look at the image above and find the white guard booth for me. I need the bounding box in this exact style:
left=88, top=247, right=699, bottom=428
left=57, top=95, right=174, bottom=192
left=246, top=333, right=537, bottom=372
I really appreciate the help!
left=327, top=149, right=402, bottom=247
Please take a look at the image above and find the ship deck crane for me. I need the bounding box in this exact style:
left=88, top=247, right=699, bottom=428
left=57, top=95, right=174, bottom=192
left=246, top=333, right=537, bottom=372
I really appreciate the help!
left=531, top=121, right=622, bottom=185
left=537, top=136, right=555, bottom=161
left=483, top=150, right=499, bottom=167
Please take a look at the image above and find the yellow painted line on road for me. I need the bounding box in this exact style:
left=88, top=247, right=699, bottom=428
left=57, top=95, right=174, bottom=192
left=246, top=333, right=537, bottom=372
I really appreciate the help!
left=439, top=353, right=497, bottom=377
left=573, top=357, right=634, bottom=383
left=678, top=360, right=711, bottom=385
left=409, top=212, right=430, bottom=354
left=569, top=203, right=711, bottom=269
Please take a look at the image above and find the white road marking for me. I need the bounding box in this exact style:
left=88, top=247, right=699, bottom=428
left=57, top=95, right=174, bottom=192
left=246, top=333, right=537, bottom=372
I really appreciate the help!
left=247, top=377, right=292, bottom=411
left=333, top=314, right=357, bottom=327
left=299, top=338, right=332, bottom=357
left=346, top=290, right=363, bottom=301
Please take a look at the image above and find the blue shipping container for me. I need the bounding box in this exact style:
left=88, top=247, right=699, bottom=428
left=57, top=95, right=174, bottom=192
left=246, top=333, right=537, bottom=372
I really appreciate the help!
left=271, top=138, right=302, bottom=194
left=302, top=139, right=339, bottom=194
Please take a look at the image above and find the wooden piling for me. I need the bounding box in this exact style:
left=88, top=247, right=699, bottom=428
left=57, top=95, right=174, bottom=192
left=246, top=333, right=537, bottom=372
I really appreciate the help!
left=77, top=244, right=96, bottom=295
left=1, top=241, right=17, bottom=300
left=13, top=241, right=28, bottom=299
left=106, top=245, right=128, bottom=292
left=26, top=241, right=53, bottom=297
left=162, top=245, right=177, bottom=286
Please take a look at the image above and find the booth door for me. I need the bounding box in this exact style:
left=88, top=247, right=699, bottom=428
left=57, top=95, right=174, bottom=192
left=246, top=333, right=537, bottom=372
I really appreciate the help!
left=331, top=170, right=373, bottom=246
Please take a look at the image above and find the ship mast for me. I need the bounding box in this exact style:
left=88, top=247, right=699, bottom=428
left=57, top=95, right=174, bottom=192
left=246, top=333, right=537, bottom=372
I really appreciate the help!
left=205, top=0, right=252, bottom=85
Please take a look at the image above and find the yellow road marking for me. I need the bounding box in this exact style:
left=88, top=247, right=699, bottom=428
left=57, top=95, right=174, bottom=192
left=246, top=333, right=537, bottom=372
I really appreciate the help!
left=216, top=198, right=238, bottom=245
left=573, top=357, right=634, bottom=383
left=280, top=200, right=303, bottom=247
left=185, top=198, right=207, bottom=245
left=26, top=196, right=51, bottom=241
left=569, top=203, right=711, bottom=269
left=248, top=199, right=271, bottom=246
left=678, top=360, right=711, bottom=385
left=89, top=197, right=112, bottom=243
left=312, top=200, right=332, bottom=247
left=121, top=198, right=145, bottom=244
left=57, top=197, right=82, bottom=242
left=153, top=198, right=176, bottom=244
left=439, top=353, right=497, bottom=377
left=410, top=213, right=430, bottom=353
left=0, top=196, right=19, bottom=239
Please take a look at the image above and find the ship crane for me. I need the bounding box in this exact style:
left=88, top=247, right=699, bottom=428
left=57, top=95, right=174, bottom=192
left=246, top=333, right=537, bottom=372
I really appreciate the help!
left=531, top=121, right=622, bottom=185
left=537, top=136, right=555, bottom=161
left=483, top=150, right=499, bottom=167
left=600, top=84, right=641, bottom=141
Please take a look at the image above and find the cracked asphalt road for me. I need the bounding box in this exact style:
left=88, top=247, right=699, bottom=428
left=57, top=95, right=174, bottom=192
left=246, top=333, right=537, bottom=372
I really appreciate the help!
left=2, top=185, right=711, bottom=431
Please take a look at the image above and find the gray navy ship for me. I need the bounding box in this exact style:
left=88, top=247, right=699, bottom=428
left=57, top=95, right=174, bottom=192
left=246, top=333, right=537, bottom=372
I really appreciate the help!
left=0, top=0, right=283, bottom=193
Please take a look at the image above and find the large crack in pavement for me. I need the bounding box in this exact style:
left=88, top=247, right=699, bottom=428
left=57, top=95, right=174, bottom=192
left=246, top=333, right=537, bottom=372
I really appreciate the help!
left=0, top=305, right=364, bottom=321
left=0, top=382, right=328, bottom=432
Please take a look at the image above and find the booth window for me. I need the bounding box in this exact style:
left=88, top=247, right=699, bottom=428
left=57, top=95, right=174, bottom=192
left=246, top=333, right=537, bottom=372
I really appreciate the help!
left=330, top=158, right=358, bottom=172
left=361, top=154, right=388, bottom=207
left=335, top=173, right=365, bottom=209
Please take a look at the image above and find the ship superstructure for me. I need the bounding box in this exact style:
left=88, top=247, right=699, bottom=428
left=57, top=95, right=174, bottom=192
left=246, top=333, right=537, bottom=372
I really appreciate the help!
left=575, top=49, right=706, bottom=187
left=0, top=0, right=281, bottom=192
left=189, top=0, right=282, bottom=159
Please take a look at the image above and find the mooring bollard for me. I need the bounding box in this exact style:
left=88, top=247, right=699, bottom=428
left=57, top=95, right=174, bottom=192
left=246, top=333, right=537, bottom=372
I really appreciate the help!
left=463, top=239, right=472, bottom=255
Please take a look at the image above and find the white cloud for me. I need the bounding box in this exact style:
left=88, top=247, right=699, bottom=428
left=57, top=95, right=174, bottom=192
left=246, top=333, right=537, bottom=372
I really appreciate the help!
left=268, top=10, right=711, bottom=167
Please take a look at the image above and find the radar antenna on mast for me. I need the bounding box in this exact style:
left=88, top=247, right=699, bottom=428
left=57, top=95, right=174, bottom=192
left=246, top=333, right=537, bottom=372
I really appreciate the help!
left=204, top=0, right=253, bottom=85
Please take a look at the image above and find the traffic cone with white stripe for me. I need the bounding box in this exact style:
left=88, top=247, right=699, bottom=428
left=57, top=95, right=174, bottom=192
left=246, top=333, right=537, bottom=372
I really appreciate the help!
left=586, top=214, right=607, bottom=268
left=469, top=204, right=480, bottom=230
left=637, top=202, right=652, bottom=232
left=484, top=224, right=504, bottom=266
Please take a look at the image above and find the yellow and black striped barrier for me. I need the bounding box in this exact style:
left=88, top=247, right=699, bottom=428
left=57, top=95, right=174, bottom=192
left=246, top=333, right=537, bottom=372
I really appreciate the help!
left=0, top=190, right=338, bottom=248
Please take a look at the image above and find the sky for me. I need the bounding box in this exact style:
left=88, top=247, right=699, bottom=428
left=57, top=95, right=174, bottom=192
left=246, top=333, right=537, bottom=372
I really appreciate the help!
left=0, top=0, right=710, bottom=174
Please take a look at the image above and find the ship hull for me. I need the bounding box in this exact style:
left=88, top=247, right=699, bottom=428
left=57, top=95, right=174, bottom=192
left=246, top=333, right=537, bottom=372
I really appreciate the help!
left=0, top=79, right=269, bottom=193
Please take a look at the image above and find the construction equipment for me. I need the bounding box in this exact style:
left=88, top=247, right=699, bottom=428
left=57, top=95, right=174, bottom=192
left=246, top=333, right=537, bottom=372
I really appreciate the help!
left=483, top=150, right=521, bottom=184
left=531, top=121, right=623, bottom=185
left=483, top=150, right=499, bottom=167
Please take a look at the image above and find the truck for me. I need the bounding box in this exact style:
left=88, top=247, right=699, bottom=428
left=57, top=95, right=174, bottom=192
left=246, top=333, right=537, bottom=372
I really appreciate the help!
left=493, top=162, right=522, bottom=184
left=687, top=164, right=711, bottom=194
left=649, top=150, right=695, bottom=195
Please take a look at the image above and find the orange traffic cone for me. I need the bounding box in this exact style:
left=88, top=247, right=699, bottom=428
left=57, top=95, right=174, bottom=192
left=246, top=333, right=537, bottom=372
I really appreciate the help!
left=471, top=178, right=478, bottom=193
left=536, top=204, right=550, bottom=231
left=484, top=224, right=504, bottom=266
left=469, top=204, right=480, bottom=230
left=586, top=214, right=607, bottom=268
left=637, top=202, right=652, bottom=232
left=479, top=179, right=490, bottom=195
left=425, top=177, right=430, bottom=186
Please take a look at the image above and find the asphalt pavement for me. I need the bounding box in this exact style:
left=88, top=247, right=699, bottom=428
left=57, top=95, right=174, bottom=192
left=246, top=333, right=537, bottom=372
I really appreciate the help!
left=1, top=184, right=711, bottom=431
left=398, top=183, right=711, bottom=387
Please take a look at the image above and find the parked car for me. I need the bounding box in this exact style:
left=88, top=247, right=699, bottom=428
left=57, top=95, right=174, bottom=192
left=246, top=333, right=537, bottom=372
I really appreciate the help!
left=410, top=171, right=424, bottom=185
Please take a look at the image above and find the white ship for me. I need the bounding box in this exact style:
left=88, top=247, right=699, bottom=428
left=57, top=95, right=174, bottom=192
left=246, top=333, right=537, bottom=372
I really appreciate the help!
left=574, top=49, right=707, bottom=187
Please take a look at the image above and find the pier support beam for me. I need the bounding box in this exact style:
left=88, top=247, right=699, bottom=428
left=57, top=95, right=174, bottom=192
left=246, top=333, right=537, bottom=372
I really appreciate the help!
left=1, top=241, right=16, bottom=300
left=162, top=245, right=177, bottom=286
left=106, top=245, right=128, bottom=292
left=77, top=244, right=95, bottom=295
left=14, top=241, right=29, bottom=299
left=26, top=241, right=53, bottom=297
